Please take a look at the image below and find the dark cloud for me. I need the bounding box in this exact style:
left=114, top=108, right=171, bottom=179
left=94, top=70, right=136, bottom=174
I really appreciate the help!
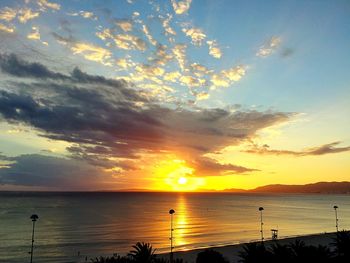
left=189, top=157, right=259, bottom=176
left=281, top=48, right=294, bottom=58
left=0, top=53, right=67, bottom=79
left=0, top=154, right=107, bottom=189
left=0, top=53, right=295, bottom=181
left=59, top=19, right=73, bottom=35
left=244, top=142, right=350, bottom=156
left=306, top=142, right=350, bottom=155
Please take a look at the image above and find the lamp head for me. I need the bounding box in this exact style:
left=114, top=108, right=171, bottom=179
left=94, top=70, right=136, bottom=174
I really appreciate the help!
left=30, top=214, right=39, bottom=222
left=259, top=207, right=264, bottom=211
left=169, top=209, right=175, bottom=214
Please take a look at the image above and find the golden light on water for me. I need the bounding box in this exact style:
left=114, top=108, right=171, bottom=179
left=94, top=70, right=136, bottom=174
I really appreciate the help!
left=174, top=195, right=190, bottom=249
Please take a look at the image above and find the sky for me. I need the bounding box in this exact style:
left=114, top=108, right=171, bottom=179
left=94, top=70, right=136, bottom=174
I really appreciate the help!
left=0, top=0, right=349, bottom=191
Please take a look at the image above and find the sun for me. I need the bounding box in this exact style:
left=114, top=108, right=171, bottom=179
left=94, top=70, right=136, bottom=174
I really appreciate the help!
left=151, top=158, right=205, bottom=191
left=177, top=177, right=188, bottom=185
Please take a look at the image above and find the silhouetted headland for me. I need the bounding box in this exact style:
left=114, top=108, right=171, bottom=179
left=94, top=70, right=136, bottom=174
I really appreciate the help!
left=223, top=181, right=350, bottom=194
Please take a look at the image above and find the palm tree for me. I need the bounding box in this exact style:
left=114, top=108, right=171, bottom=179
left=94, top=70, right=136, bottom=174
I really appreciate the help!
left=332, top=230, right=350, bottom=262
left=238, top=242, right=271, bottom=263
left=269, top=243, right=293, bottom=263
left=154, top=258, right=185, bottom=263
left=289, top=240, right=332, bottom=263
left=312, top=245, right=332, bottom=263
left=196, top=249, right=229, bottom=263
left=91, top=255, right=131, bottom=263
left=128, top=242, right=156, bottom=263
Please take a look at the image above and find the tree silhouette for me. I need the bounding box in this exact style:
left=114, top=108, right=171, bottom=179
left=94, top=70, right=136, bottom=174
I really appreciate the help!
left=196, top=249, right=229, bottom=263
left=91, top=255, right=131, bottom=263
left=238, top=242, right=271, bottom=263
left=332, top=230, right=350, bottom=263
left=269, top=243, right=293, bottom=263
left=128, top=242, right=157, bottom=263
left=288, top=240, right=332, bottom=263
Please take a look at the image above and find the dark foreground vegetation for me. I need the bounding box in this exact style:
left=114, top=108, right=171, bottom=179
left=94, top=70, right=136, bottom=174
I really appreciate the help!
left=91, top=231, right=350, bottom=263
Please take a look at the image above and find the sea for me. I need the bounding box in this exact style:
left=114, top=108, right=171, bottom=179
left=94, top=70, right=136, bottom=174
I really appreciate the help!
left=0, top=192, right=349, bottom=263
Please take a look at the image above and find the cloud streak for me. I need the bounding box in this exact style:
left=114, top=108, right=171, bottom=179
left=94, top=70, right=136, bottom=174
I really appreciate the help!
left=256, top=36, right=281, bottom=57
left=244, top=142, right=350, bottom=156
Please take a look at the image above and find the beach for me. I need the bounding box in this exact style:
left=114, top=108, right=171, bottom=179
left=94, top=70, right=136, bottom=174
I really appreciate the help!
left=159, top=232, right=338, bottom=263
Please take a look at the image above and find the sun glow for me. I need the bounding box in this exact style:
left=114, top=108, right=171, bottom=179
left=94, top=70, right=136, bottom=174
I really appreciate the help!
left=178, top=177, right=188, bottom=185
left=152, top=159, right=205, bottom=191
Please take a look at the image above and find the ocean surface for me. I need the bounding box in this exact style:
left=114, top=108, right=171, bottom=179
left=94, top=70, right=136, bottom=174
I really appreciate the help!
left=0, top=192, right=349, bottom=263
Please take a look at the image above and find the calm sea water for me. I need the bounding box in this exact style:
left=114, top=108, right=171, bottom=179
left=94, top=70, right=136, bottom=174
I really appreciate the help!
left=0, top=192, right=349, bottom=263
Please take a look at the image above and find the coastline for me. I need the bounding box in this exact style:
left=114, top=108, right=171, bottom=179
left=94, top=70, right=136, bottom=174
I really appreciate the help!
left=158, top=232, right=338, bottom=263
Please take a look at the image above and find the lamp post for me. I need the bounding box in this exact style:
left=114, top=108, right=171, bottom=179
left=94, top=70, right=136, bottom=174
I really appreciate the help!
left=333, top=205, right=339, bottom=232
left=259, top=207, right=264, bottom=242
left=29, top=214, right=39, bottom=263
left=169, top=209, right=175, bottom=263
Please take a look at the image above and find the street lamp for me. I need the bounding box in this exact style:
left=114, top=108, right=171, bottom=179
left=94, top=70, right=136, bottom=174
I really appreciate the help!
left=29, top=214, right=39, bottom=263
left=169, top=209, right=175, bottom=263
left=259, top=207, right=264, bottom=242
left=333, top=205, right=339, bottom=232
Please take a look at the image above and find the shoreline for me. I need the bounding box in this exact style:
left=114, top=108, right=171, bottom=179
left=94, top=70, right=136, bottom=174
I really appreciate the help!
left=158, top=232, right=338, bottom=263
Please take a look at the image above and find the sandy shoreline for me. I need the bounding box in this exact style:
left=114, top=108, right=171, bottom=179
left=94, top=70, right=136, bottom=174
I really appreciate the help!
left=158, top=232, right=337, bottom=263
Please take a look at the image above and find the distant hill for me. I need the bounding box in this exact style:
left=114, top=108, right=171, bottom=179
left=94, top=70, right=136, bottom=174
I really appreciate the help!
left=224, top=181, right=350, bottom=194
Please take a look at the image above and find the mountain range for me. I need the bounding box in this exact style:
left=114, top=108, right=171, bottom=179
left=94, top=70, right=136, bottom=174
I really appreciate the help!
left=224, top=181, right=350, bottom=194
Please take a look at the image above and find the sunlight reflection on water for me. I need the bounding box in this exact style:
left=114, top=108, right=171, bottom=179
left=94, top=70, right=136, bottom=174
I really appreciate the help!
left=0, top=192, right=349, bottom=262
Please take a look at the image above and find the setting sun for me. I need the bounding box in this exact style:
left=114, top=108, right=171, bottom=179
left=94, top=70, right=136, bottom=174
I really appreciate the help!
left=178, top=177, right=188, bottom=185
left=150, top=159, right=205, bottom=191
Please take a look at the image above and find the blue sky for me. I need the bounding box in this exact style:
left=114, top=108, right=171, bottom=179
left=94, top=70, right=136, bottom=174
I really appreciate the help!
left=0, top=0, right=349, bottom=190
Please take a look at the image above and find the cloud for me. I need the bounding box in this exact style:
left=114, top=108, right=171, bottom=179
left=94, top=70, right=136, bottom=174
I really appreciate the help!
left=96, top=28, right=147, bottom=51
left=71, top=42, right=113, bottom=65
left=179, top=75, right=206, bottom=87
left=171, top=0, right=192, bottom=15
left=161, top=14, right=176, bottom=36
left=135, top=64, right=165, bottom=78
left=207, top=40, right=222, bottom=59
left=0, top=6, right=40, bottom=24
left=0, top=154, right=106, bottom=189
left=52, top=33, right=113, bottom=66
left=27, top=26, right=48, bottom=45
left=189, top=157, right=259, bottom=176
left=195, top=91, right=210, bottom=101
left=116, top=57, right=135, bottom=69
left=0, top=23, right=15, bottom=33
left=141, top=24, right=157, bottom=46
left=151, top=44, right=173, bottom=66
left=0, top=53, right=66, bottom=79
left=256, top=36, right=281, bottom=57
left=182, top=27, right=206, bottom=46
left=172, top=44, right=187, bottom=71
left=244, top=142, right=350, bottom=156
left=163, top=71, right=181, bottom=82
left=0, top=54, right=294, bottom=184
left=0, top=53, right=142, bottom=101
left=281, top=48, right=294, bottom=58
left=68, top=11, right=97, bottom=20
left=37, top=0, right=60, bottom=11
left=0, top=7, right=17, bottom=22
left=115, top=19, right=133, bottom=32
left=210, top=65, right=246, bottom=88
left=18, top=8, right=40, bottom=23
left=190, top=63, right=212, bottom=77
